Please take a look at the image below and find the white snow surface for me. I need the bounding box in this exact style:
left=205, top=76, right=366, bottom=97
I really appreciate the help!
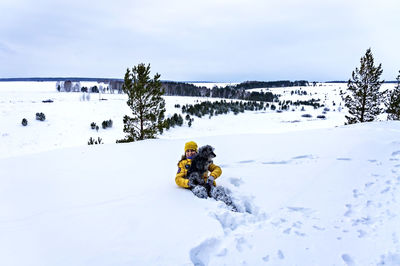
left=1, top=82, right=400, bottom=266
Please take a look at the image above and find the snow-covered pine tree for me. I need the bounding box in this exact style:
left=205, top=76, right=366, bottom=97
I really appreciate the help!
left=342, top=48, right=385, bottom=124
left=386, top=71, right=400, bottom=120
left=117, top=63, right=166, bottom=143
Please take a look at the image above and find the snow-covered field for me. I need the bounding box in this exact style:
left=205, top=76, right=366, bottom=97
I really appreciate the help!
left=1, top=82, right=399, bottom=265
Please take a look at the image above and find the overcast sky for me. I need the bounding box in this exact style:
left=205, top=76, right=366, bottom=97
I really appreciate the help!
left=1, top=0, right=399, bottom=82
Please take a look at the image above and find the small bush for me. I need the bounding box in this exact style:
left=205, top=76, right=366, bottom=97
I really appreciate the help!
left=36, top=112, right=46, bottom=121
left=102, top=119, right=113, bottom=129
left=317, top=115, right=326, bottom=119
left=301, top=114, right=312, bottom=118
left=90, top=122, right=97, bottom=129
left=21, top=118, right=28, bottom=126
left=88, top=137, right=103, bottom=145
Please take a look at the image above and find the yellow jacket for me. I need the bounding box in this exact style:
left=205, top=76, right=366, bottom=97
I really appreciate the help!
left=175, top=158, right=222, bottom=188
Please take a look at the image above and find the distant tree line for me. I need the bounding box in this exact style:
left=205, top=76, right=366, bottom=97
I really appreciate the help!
left=162, top=81, right=308, bottom=102
left=230, top=80, right=309, bottom=90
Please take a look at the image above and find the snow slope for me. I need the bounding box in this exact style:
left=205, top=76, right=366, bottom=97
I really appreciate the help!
left=1, top=82, right=400, bottom=265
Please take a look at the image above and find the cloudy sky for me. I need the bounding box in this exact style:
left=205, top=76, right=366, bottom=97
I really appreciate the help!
left=1, top=0, right=399, bottom=82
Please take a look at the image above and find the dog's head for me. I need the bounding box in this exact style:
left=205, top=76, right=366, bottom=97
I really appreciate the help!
left=198, top=145, right=216, bottom=159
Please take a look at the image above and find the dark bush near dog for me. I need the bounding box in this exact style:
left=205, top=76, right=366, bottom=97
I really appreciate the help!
left=21, top=118, right=28, bottom=126
left=36, top=112, right=46, bottom=121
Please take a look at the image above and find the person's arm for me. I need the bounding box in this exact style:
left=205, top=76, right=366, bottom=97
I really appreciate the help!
left=175, top=161, right=190, bottom=188
left=208, top=163, right=222, bottom=179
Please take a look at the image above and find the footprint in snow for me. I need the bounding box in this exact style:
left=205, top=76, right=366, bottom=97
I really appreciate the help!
left=353, top=189, right=362, bottom=198
left=365, top=182, right=374, bottom=188
left=189, top=237, right=220, bottom=266
left=291, top=154, right=315, bottom=160
left=357, top=229, right=367, bottom=238
left=277, top=250, right=285, bottom=260
left=344, top=204, right=353, bottom=217
left=283, top=228, right=291, bottom=234
left=262, top=255, right=269, bottom=262
left=262, top=160, right=290, bottom=165
left=237, top=160, right=255, bottom=164
left=342, top=254, right=355, bottom=265
left=229, top=177, right=244, bottom=187
left=391, top=151, right=400, bottom=157
left=390, top=151, right=400, bottom=161
left=313, top=225, right=326, bottom=231
left=337, top=157, right=352, bottom=161
left=287, top=206, right=315, bottom=218
left=236, top=237, right=252, bottom=252
left=295, top=231, right=306, bottom=237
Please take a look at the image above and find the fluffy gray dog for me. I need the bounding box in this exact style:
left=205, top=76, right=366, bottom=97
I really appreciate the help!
left=187, top=145, right=237, bottom=211
left=187, top=145, right=216, bottom=188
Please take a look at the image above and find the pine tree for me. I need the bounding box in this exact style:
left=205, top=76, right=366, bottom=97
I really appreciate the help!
left=386, top=71, right=400, bottom=120
left=342, top=48, right=385, bottom=124
left=117, top=63, right=166, bottom=143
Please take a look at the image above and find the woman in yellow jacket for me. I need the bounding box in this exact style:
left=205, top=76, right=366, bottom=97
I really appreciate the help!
left=175, top=141, right=222, bottom=189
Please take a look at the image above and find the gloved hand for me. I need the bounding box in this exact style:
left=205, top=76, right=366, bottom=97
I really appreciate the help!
left=187, top=178, right=196, bottom=188
left=207, top=176, right=215, bottom=186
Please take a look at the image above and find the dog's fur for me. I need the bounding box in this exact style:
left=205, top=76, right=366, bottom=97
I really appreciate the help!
left=186, top=145, right=238, bottom=211
left=187, top=145, right=216, bottom=187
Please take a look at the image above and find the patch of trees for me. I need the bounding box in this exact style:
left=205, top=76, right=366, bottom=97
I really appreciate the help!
left=36, top=112, right=46, bottom=121
left=290, top=99, right=323, bottom=109
left=181, top=100, right=266, bottom=118
left=162, top=81, right=283, bottom=102
left=291, top=90, right=308, bottom=96
left=88, top=137, right=103, bottom=145
left=163, top=81, right=209, bottom=97
left=163, top=113, right=185, bottom=130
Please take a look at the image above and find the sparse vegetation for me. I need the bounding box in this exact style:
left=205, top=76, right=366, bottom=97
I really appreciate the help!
left=102, top=119, right=113, bottom=129
left=36, top=112, right=46, bottom=121
left=88, top=137, right=103, bottom=145
left=21, top=118, right=28, bottom=126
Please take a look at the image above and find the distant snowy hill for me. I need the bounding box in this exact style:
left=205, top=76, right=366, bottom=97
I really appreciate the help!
left=0, top=82, right=399, bottom=265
